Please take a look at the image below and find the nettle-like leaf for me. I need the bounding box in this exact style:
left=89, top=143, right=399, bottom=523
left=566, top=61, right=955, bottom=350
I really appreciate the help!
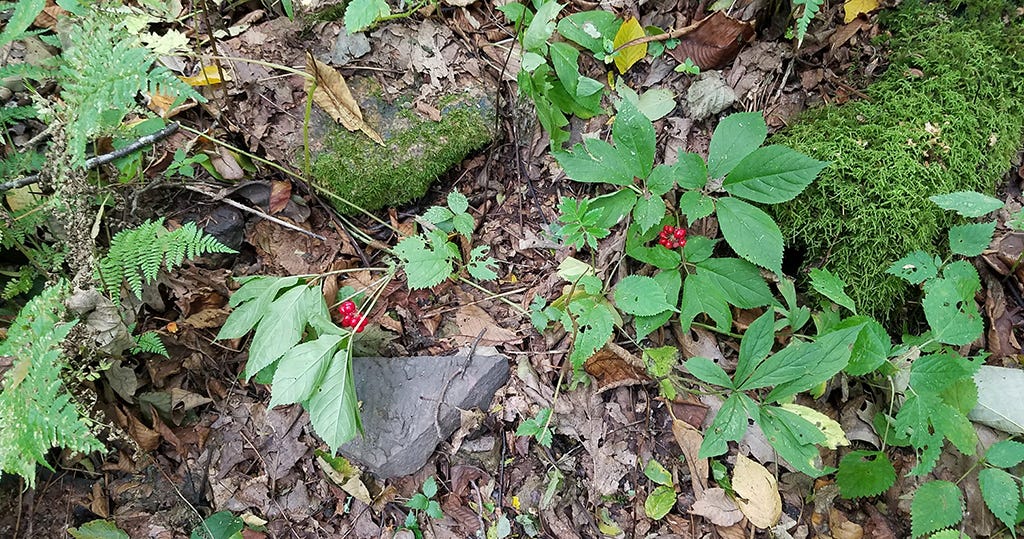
left=343, top=0, right=390, bottom=33
left=516, top=407, right=554, bottom=447
left=979, top=467, right=1020, bottom=533
left=467, top=245, right=499, bottom=281
left=633, top=194, right=666, bottom=234
left=887, top=251, right=941, bottom=284
left=923, top=274, right=983, bottom=346
left=808, top=268, right=857, bottom=314
left=678, top=190, right=715, bottom=221
left=910, top=480, right=964, bottom=539
left=679, top=272, right=732, bottom=332
left=985, top=440, right=1024, bottom=468
left=836, top=450, right=896, bottom=499
left=566, top=295, right=617, bottom=375
left=715, top=197, right=784, bottom=275
left=707, top=112, right=767, bottom=179
left=896, top=393, right=977, bottom=476
left=948, top=221, right=996, bottom=257
left=929, top=191, right=1004, bottom=218
left=633, top=269, right=681, bottom=341
left=395, top=230, right=458, bottom=290
left=555, top=98, right=655, bottom=185
left=722, top=145, right=828, bottom=204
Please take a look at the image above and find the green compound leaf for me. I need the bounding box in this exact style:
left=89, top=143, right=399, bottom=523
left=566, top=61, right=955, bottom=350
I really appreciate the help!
left=567, top=296, right=616, bottom=372
left=426, top=500, right=443, bottom=519
left=523, top=0, right=563, bottom=52
left=615, top=275, right=673, bottom=316
left=911, top=480, right=964, bottom=539
left=343, top=0, right=391, bottom=33
left=644, top=459, right=673, bottom=486
left=69, top=519, right=130, bottom=539
left=985, top=440, right=1024, bottom=468
left=422, top=205, right=455, bottom=224
left=923, top=276, right=983, bottom=346
left=684, top=356, right=734, bottom=389
left=394, top=231, right=457, bottom=290
left=948, top=221, right=996, bottom=257
left=633, top=195, right=666, bottom=235
left=447, top=190, right=469, bottom=215
left=644, top=485, right=676, bottom=520
left=467, top=246, right=499, bottom=281
left=741, top=325, right=861, bottom=400
left=407, top=492, right=429, bottom=511
left=844, top=317, right=889, bottom=376
left=676, top=151, right=708, bottom=189
left=723, top=145, right=828, bottom=204
left=243, top=285, right=323, bottom=380
left=734, top=308, right=776, bottom=387
left=612, top=98, right=656, bottom=180
left=421, top=476, right=438, bottom=498
left=886, top=251, right=940, bottom=285
left=647, top=164, right=676, bottom=195
left=707, top=112, right=767, bottom=179
left=979, top=467, right=1020, bottom=532
left=716, top=197, right=783, bottom=275
left=896, top=393, right=977, bottom=470
left=516, top=407, right=554, bottom=447
left=269, top=335, right=343, bottom=408
left=836, top=450, right=896, bottom=499
left=698, top=393, right=754, bottom=458
left=929, top=191, right=1004, bottom=218
left=908, top=352, right=975, bottom=395
left=307, top=349, right=362, bottom=453
left=808, top=268, right=856, bottom=314
left=634, top=270, right=682, bottom=341
left=556, top=138, right=635, bottom=186
left=683, top=235, right=715, bottom=264
left=696, top=257, right=777, bottom=309
left=678, top=190, right=715, bottom=221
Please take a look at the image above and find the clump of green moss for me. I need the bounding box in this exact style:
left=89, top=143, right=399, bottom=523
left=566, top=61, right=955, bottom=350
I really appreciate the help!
left=312, top=96, right=494, bottom=215
left=770, top=0, right=1024, bottom=321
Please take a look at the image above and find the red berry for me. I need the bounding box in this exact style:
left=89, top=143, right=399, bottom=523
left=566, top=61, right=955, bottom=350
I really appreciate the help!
left=339, top=300, right=356, bottom=315
left=674, top=228, right=687, bottom=239
left=354, top=316, right=368, bottom=333
left=663, top=225, right=673, bottom=233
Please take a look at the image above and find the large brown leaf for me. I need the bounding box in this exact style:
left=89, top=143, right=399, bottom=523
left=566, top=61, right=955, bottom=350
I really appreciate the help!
left=304, top=52, right=384, bottom=145
left=669, top=11, right=756, bottom=70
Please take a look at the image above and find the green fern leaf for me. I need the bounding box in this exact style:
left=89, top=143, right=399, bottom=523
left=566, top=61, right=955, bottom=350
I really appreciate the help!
left=131, top=330, right=169, bottom=358
left=0, top=0, right=45, bottom=48
left=792, top=0, right=824, bottom=47
left=0, top=282, right=103, bottom=487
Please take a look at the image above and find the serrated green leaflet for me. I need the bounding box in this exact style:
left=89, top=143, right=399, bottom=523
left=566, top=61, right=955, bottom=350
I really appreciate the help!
left=985, top=440, right=1024, bottom=468
left=908, top=352, right=974, bottom=394
left=722, top=145, right=828, bottom=204
left=634, top=270, right=682, bottom=340
left=678, top=272, right=732, bottom=332
left=447, top=191, right=469, bottom=215
left=910, top=480, right=963, bottom=539
left=948, top=221, right=996, bottom=257
left=886, top=251, right=940, bottom=284
left=307, top=349, right=362, bottom=453
left=344, top=0, right=390, bottom=33
left=758, top=405, right=831, bottom=477
left=612, top=98, right=656, bottom=180
left=678, top=190, right=715, bottom=220
left=836, top=450, right=896, bottom=499
left=190, top=511, right=243, bottom=539
left=645, top=485, right=675, bottom=519
left=556, top=138, right=634, bottom=186
left=683, top=235, right=715, bottom=263
left=695, top=257, right=777, bottom=308
left=394, top=231, right=456, bottom=290
left=734, top=309, right=775, bottom=387
left=979, top=468, right=1020, bottom=533
left=633, top=195, right=666, bottom=234
left=614, top=275, right=673, bottom=316
left=808, top=268, right=856, bottom=314
left=698, top=393, right=754, bottom=458
left=684, top=357, right=733, bottom=388
left=929, top=191, right=1004, bottom=217
left=218, top=276, right=300, bottom=340
left=844, top=318, right=889, bottom=375
left=69, top=519, right=130, bottom=539
left=567, top=296, right=616, bottom=372
left=715, top=197, right=783, bottom=275
left=269, top=334, right=343, bottom=408
left=676, top=151, right=707, bottom=189
left=707, top=112, right=766, bottom=178
left=740, top=325, right=861, bottom=401
left=923, top=276, right=983, bottom=346
left=647, top=164, right=676, bottom=195
left=243, top=284, right=322, bottom=380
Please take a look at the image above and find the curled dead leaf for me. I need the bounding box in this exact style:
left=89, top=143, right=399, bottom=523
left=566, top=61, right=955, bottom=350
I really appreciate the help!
left=304, top=52, right=384, bottom=146
left=733, top=454, right=782, bottom=529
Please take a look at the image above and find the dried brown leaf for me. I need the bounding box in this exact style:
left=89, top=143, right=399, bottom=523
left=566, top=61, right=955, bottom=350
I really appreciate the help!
left=691, top=487, right=743, bottom=526
left=269, top=180, right=292, bottom=214
left=672, top=419, right=708, bottom=497
left=670, top=11, right=755, bottom=70
left=305, top=52, right=384, bottom=145
left=732, top=454, right=781, bottom=529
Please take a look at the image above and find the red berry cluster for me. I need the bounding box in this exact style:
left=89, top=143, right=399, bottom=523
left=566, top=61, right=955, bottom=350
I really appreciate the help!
left=658, top=225, right=687, bottom=249
left=338, top=300, right=368, bottom=333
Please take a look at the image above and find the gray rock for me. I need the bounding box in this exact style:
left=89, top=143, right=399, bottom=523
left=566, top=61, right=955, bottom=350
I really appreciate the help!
left=341, top=347, right=509, bottom=477
left=686, top=71, right=737, bottom=121
left=331, top=32, right=371, bottom=66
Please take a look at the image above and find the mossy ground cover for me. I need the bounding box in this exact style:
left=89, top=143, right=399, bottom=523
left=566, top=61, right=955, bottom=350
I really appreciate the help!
left=312, top=89, right=494, bottom=215
left=770, top=1, right=1024, bottom=322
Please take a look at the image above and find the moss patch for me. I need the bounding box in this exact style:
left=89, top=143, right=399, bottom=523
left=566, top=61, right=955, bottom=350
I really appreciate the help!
left=770, top=1, right=1024, bottom=321
left=312, top=84, right=495, bottom=215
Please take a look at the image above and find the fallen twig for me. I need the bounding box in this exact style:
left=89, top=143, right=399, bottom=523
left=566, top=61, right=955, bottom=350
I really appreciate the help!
left=181, top=183, right=327, bottom=241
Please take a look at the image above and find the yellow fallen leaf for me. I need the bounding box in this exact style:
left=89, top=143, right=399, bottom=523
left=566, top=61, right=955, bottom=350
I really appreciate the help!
left=304, top=52, right=385, bottom=146
left=843, top=0, right=879, bottom=23
left=779, top=403, right=850, bottom=450
left=180, top=64, right=231, bottom=86
left=613, top=17, right=647, bottom=74
left=732, top=454, right=781, bottom=529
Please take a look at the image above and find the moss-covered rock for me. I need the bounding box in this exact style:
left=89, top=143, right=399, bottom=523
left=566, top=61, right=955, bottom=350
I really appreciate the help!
left=311, top=78, right=495, bottom=215
left=770, top=0, right=1024, bottom=321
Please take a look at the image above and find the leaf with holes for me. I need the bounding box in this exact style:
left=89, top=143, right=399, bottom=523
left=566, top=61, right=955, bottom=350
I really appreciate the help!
left=923, top=276, right=983, bottom=346
left=615, top=275, right=674, bottom=316
left=948, top=221, right=996, bottom=257
left=886, top=251, right=941, bottom=284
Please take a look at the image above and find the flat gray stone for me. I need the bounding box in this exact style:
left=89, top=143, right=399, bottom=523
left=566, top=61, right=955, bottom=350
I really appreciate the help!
left=340, top=347, right=509, bottom=477
left=686, top=71, right=737, bottom=121
left=331, top=32, right=371, bottom=66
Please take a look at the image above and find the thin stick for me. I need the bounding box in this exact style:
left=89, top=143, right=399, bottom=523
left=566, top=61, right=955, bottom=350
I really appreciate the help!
left=611, top=19, right=703, bottom=54
left=181, top=184, right=327, bottom=241
left=0, top=122, right=181, bottom=193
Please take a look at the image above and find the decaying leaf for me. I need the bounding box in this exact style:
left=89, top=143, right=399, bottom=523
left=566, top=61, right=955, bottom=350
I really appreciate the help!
left=180, top=64, right=232, bottom=86
left=691, top=487, right=744, bottom=526
left=843, top=0, right=880, bottom=23
left=304, top=52, right=384, bottom=145
left=733, top=454, right=782, bottom=529
left=669, top=11, right=755, bottom=70
left=613, top=17, right=647, bottom=74
left=672, top=419, right=708, bottom=497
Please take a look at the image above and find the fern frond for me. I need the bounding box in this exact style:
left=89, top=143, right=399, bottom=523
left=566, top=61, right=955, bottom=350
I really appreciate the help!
left=0, top=0, right=45, bottom=48
left=57, top=11, right=203, bottom=166
left=0, top=106, right=38, bottom=129
left=2, top=265, right=37, bottom=300
left=0, top=62, right=53, bottom=84
left=0, top=282, right=104, bottom=487
left=793, top=0, right=824, bottom=47
left=96, top=219, right=236, bottom=302
left=131, top=330, right=169, bottom=358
